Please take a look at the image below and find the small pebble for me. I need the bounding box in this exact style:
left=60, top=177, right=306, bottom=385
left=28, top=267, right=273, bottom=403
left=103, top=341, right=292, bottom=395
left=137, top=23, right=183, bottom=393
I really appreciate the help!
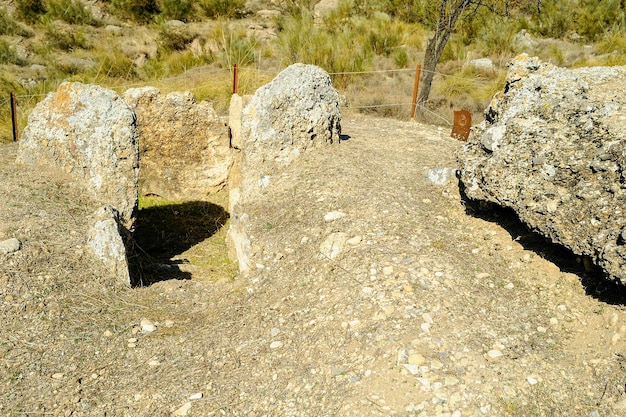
left=487, top=350, right=503, bottom=359
left=347, top=236, right=362, bottom=246
left=270, top=341, right=283, bottom=349
left=504, top=282, right=515, bottom=289
left=382, top=266, right=394, bottom=276
left=189, top=392, right=203, bottom=400
left=140, top=319, right=156, bottom=333
left=324, top=211, right=346, bottom=222
left=173, top=402, right=192, bottom=416
left=51, top=373, right=64, bottom=380
left=527, top=376, right=538, bottom=385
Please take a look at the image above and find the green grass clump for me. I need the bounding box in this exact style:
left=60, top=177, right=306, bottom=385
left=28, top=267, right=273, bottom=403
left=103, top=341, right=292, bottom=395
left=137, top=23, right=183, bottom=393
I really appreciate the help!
left=15, top=0, right=47, bottom=24
left=157, top=22, right=197, bottom=52
left=45, top=0, right=97, bottom=25
left=0, top=40, right=26, bottom=65
left=597, top=25, right=626, bottom=54
left=110, top=0, right=159, bottom=23
left=44, top=22, right=91, bottom=51
left=0, top=8, right=32, bottom=37
left=199, top=0, right=245, bottom=19
left=158, top=0, right=193, bottom=22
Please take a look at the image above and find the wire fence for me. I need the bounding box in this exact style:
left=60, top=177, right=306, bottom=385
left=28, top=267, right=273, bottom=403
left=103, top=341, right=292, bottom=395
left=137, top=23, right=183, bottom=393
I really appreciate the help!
left=4, top=64, right=484, bottom=142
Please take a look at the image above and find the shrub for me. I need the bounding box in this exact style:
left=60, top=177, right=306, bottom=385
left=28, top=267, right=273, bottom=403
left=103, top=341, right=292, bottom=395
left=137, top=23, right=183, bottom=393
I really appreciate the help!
left=15, top=0, right=47, bottom=23
left=92, top=49, right=136, bottom=79
left=45, top=0, right=97, bottom=25
left=158, top=0, right=192, bottom=21
left=44, top=22, right=90, bottom=51
left=110, top=0, right=159, bottom=23
left=199, top=0, right=245, bottom=19
left=0, top=8, right=32, bottom=37
left=0, top=39, right=26, bottom=65
left=158, top=23, right=196, bottom=52
left=211, top=24, right=258, bottom=69
left=393, top=47, right=408, bottom=67
left=597, top=25, right=626, bottom=54
left=276, top=11, right=372, bottom=87
left=277, top=0, right=316, bottom=15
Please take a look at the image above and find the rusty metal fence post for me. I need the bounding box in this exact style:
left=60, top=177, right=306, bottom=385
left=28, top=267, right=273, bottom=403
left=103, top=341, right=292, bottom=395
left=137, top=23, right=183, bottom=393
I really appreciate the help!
left=233, top=63, right=239, bottom=94
left=10, top=92, right=18, bottom=142
left=409, top=64, right=421, bottom=121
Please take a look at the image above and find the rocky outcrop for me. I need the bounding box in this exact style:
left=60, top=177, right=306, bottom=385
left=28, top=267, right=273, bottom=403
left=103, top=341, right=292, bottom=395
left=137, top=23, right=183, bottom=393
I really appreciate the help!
left=123, top=87, right=233, bottom=201
left=17, top=82, right=139, bottom=231
left=228, top=64, right=342, bottom=273
left=458, top=54, right=626, bottom=284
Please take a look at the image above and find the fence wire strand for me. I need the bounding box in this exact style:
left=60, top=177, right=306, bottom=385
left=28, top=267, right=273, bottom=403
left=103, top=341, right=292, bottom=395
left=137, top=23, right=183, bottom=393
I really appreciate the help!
left=4, top=64, right=481, bottom=133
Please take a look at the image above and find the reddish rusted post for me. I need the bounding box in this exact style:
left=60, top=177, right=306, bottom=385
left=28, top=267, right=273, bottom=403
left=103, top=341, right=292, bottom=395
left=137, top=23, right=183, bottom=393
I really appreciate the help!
left=233, top=63, right=239, bottom=94
left=10, top=92, right=18, bottom=142
left=410, top=64, right=421, bottom=121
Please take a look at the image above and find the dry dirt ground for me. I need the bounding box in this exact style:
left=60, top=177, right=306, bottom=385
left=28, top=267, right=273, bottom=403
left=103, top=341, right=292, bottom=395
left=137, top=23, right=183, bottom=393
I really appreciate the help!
left=2, top=113, right=626, bottom=416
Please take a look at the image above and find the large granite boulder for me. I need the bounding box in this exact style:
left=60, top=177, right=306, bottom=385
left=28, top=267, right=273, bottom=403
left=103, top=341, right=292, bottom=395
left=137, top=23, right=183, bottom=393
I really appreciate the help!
left=458, top=54, right=626, bottom=284
left=123, top=87, right=233, bottom=201
left=228, top=64, right=342, bottom=273
left=17, top=82, right=139, bottom=230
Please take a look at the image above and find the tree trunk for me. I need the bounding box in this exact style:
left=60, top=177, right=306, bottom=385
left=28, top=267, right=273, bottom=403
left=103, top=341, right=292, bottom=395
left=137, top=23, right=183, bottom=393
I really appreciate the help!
left=417, top=0, right=473, bottom=108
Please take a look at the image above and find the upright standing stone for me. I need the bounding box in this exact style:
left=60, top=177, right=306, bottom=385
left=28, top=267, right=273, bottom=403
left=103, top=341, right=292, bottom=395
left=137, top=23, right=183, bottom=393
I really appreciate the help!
left=17, top=82, right=139, bottom=231
left=228, top=64, right=342, bottom=274
left=123, top=87, right=233, bottom=201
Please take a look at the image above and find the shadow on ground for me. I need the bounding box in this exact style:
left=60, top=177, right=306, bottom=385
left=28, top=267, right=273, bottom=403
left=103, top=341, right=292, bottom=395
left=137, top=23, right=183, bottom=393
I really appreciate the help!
left=127, top=200, right=229, bottom=287
left=460, top=189, right=626, bottom=306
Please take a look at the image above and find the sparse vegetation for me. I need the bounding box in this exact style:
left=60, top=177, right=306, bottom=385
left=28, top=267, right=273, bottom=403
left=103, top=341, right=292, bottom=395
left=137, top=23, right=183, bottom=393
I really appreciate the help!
left=1, top=0, right=626, bottom=143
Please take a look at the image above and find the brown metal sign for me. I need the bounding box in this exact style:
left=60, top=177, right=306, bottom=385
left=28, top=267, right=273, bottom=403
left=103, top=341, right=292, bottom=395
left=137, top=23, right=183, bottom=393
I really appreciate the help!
left=451, top=110, right=471, bottom=141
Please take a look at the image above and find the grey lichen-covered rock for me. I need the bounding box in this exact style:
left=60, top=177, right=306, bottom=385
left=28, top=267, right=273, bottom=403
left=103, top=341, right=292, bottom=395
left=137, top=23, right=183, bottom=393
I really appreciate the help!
left=458, top=54, right=626, bottom=284
left=123, top=87, right=233, bottom=200
left=228, top=64, right=342, bottom=274
left=240, top=63, right=341, bottom=196
left=87, top=205, right=130, bottom=286
left=17, top=82, right=139, bottom=230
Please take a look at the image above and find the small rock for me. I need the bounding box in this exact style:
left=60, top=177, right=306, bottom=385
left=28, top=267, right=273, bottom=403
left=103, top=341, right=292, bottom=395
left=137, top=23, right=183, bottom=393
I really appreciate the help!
left=610, top=313, right=619, bottom=327
left=504, top=282, right=515, bottom=289
left=347, top=235, right=362, bottom=246
left=270, top=341, right=283, bottom=349
left=103, top=330, right=113, bottom=338
left=189, top=392, right=203, bottom=400
left=51, top=373, right=64, bottom=379
left=0, top=238, right=21, bottom=255
left=537, top=326, right=547, bottom=333
left=403, top=364, right=420, bottom=375
left=173, top=402, right=192, bottom=416
left=527, top=376, right=538, bottom=385
left=382, top=266, right=394, bottom=276
left=148, top=359, right=160, bottom=366
left=270, top=327, right=280, bottom=337
left=320, top=232, right=348, bottom=259
left=475, top=272, right=490, bottom=279
left=408, top=353, right=426, bottom=366
left=487, top=349, right=503, bottom=359
left=140, top=319, right=156, bottom=333
left=324, top=211, right=346, bottom=222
